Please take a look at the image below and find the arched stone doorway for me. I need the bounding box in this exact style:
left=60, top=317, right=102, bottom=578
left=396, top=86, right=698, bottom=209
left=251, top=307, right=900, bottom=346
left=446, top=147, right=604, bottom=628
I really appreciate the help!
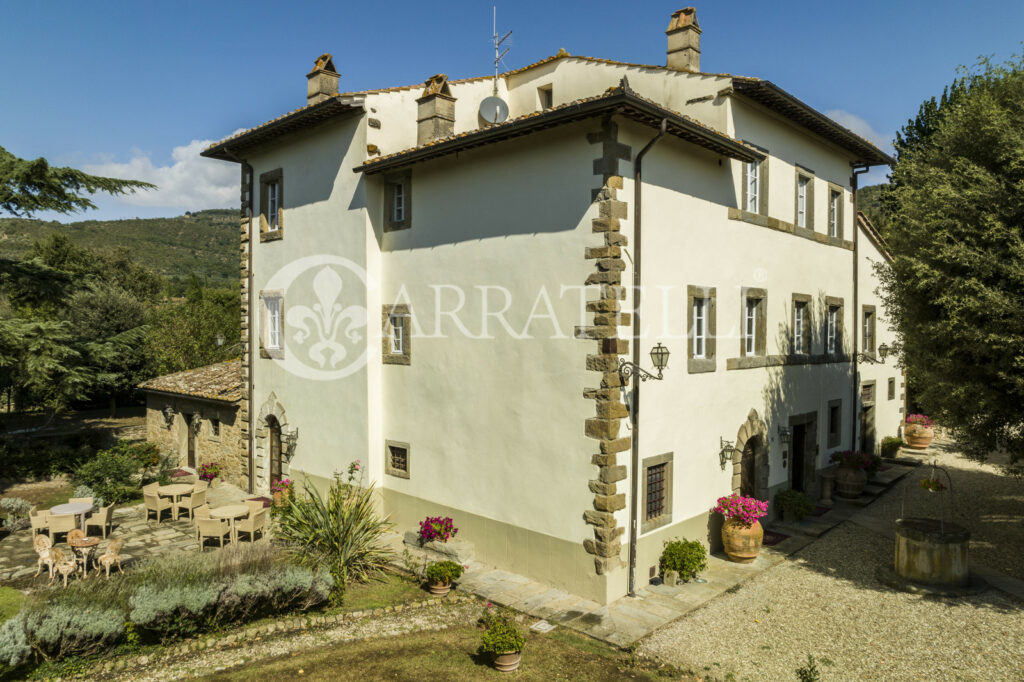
left=255, top=392, right=290, bottom=492
left=732, top=409, right=769, bottom=501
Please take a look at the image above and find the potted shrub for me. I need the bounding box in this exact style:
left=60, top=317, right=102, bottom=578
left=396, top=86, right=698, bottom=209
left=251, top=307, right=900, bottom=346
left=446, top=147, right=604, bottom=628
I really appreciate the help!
left=830, top=450, right=871, bottom=498
left=418, top=516, right=458, bottom=544
left=659, top=538, right=707, bottom=585
left=904, top=414, right=935, bottom=449
left=711, top=493, right=768, bottom=564
left=880, top=436, right=904, bottom=460
left=479, top=606, right=524, bottom=673
left=424, top=560, right=464, bottom=596
left=197, top=462, right=221, bottom=486
left=271, top=478, right=294, bottom=506
left=774, top=489, right=813, bottom=523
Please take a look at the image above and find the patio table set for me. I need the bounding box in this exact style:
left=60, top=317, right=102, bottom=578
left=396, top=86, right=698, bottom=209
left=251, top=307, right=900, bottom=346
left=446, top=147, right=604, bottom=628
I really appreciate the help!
left=143, top=480, right=269, bottom=550
left=27, top=497, right=124, bottom=587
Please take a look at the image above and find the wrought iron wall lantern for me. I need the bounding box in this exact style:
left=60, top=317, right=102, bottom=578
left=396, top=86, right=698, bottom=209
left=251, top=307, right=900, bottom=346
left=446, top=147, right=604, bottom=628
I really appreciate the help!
left=161, top=405, right=176, bottom=429
left=618, top=343, right=671, bottom=383
left=778, top=425, right=792, bottom=445
left=718, top=437, right=735, bottom=471
left=281, top=428, right=299, bottom=458
left=856, top=342, right=890, bottom=364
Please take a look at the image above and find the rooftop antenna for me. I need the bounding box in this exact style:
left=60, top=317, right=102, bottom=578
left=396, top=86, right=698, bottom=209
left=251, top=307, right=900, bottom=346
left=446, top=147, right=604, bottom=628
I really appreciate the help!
left=492, top=6, right=511, bottom=95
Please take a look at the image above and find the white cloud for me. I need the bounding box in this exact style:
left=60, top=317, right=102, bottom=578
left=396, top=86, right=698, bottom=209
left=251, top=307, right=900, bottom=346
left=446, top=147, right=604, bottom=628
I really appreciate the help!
left=824, top=109, right=893, bottom=153
left=82, top=135, right=243, bottom=211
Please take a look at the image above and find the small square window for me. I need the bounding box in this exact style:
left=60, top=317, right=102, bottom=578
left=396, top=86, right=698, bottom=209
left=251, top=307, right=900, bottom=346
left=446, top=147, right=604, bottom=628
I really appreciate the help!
left=641, top=452, right=673, bottom=533
left=385, top=440, right=410, bottom=479
left=538, top=85, right=553, bottom=110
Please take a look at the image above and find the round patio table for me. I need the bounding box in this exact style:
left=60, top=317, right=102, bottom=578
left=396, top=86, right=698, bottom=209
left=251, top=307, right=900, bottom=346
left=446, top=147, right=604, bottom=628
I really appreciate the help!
left=210, top=505, right=249, bottom=543
left=158, top=483, right=195, bottom=520
left=68, top=536, right=100, bottom=576
left=50, top=502, right=93, bottom=531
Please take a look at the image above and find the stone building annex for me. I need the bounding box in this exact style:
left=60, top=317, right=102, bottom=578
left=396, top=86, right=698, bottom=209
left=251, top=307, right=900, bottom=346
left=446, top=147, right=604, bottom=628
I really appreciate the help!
left=194, top=8, right=903, bottom=604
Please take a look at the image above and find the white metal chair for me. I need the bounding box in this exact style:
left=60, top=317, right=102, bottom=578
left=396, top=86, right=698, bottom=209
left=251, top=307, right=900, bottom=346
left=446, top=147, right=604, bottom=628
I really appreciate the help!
left=33, top=534, right=54, bottom=578
left=96, top=538, right=125, bottom=579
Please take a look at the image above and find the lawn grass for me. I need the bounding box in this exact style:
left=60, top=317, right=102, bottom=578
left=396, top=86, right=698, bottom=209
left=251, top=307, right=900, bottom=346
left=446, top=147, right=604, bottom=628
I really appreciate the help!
left=332, top=571, right=429, bottom=613
left=201, top=623, right=680, bottom=681
left=0, top=586, right=24, bottom=623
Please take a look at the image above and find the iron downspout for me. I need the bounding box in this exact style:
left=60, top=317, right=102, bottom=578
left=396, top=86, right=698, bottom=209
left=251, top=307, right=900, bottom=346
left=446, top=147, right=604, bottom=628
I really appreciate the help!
left=850, top=164, right=868, bottom=452
left=627, top=118, right=668, bottom=598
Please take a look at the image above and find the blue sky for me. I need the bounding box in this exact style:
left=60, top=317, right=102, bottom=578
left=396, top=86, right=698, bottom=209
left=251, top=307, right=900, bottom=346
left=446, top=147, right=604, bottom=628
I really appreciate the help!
left=3, top=0, right=1021, bottom=221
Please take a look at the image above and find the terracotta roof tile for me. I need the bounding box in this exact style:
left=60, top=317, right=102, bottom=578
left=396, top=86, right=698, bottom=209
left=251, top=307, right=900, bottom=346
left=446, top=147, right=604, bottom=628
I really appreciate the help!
left=137, top=360, right=242, bottom=403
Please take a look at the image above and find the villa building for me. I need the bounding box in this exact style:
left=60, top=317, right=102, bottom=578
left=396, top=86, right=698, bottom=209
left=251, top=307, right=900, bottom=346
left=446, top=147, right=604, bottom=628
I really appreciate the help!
left=200, top=8, right=902, bottom=603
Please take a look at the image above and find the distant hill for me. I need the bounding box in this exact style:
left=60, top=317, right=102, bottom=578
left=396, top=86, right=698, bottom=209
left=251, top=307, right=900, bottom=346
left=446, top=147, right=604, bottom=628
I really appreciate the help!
left=0, top=209, right=238, bottom=288
left=858, top=184, right=888, bottom=238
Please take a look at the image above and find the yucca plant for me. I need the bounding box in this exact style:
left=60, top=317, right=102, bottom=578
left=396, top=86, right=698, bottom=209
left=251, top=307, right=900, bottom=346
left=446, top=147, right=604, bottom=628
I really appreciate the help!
left=273, top=474, right=394, bottom=596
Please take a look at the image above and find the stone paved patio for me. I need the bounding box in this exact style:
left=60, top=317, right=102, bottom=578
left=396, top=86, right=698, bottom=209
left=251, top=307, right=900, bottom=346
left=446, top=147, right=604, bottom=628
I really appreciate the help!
left=0, top=481, right=250, bottom=584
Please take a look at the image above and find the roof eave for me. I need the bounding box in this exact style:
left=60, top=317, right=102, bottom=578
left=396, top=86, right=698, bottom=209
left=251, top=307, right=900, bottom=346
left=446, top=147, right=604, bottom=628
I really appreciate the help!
left=202, top=96, right=366, bottom=162
left=135, top=386, right=241, bottom=405
left=356, top=90, right=762, bottom=175
left=731, top=79, right=895, bottom=167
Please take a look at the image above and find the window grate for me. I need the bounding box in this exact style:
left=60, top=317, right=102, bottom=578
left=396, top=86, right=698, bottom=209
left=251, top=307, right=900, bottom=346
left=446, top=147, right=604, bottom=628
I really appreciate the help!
left=389, top=445, right=408, bottom=473
left=646, top=463, right=666, bottom=521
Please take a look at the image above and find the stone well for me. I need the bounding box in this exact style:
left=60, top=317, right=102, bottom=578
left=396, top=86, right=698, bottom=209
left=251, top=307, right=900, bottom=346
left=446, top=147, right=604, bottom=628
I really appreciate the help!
left=894, top=517, right=970, bottom=587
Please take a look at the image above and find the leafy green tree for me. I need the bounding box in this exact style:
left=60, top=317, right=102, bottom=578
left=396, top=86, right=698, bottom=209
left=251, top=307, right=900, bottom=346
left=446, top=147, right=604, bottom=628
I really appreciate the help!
left=0, top=145, right=153, bottom=217
left=878, top=56, right=1024, bottom=466
left=146, top=275, right=240, bottom=375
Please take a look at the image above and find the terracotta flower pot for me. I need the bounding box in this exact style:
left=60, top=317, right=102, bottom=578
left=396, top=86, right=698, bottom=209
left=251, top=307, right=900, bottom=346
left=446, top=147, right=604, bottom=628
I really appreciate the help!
left=273, top=488, right=291, bottom=506
left=721, top=518, right=763, bottom=564
left=904, top=423, right=935, bottom=450
left=834, top=464, right=868, bottom=499
left=493, top=651, right=522, bottom=672
left=428, top=581, right=451, bottom=596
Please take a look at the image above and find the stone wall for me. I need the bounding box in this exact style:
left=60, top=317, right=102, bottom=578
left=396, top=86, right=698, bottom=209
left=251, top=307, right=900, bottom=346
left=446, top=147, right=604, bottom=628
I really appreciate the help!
left=143, top=393, right=246, bottom=489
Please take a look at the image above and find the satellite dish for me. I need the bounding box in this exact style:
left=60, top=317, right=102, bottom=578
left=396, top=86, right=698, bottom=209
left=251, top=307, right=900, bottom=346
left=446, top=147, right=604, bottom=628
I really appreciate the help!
left=479, top=96, right=509, bottom=125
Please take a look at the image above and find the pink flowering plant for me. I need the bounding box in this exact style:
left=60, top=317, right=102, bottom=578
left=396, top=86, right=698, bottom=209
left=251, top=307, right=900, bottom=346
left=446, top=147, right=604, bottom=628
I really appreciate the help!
left=197, top=462, right=220, bottom=482
left=419, top=516, right=458, bottom=543
left=271, top=478, right=293, bottom=495
left=711, top=493, right=768, bottom=527
left=830, top=450, right=872, bottom=470
left=905, top=414, right=935, bottom=428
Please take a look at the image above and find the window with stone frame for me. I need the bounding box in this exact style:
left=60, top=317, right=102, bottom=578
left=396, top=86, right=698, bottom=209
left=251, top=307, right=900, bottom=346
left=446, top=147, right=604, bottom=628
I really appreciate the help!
left=641, top=452, right=673, bottom=534
left=259, top=290, right=285, bottom=360
left=384, top=440, right=410, bottom=479
left=382, top=304, right=411, bottom=365
left=888, top=377, right=896, bottom=401
left=259, top=169, right=284, bottom=242
left=827, top=399, right=842, bottom=447
left=742, top=143, right=769, bottom=215
left=795, top=168, right=814, bottom=230
left=687, top=285, right=716, bottom=373
left=791, top=294, right=812, bottom=355
left=741, top=287, right=766, bottom=358
left=862, top=304, right=877, bottom=356
left=384, top=171, right=411, bottom=232
left=827, top=184, right=844, bottom=239
left=824, top=296, right=844, bottom=356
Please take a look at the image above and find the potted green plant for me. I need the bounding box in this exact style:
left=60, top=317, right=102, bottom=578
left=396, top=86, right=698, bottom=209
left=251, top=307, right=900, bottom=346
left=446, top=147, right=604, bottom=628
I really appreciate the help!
left=774, top=489, right=814, bottom=523
left=659, top=538, right=707, bottom=585
left=479, top=606, right=525, bottom=672
left=424, top=559, right=464, bottom=596
left=904, top=414, right=935, bottom=449
left=711, top=494, right=769, bottom=563
left=880, top=436, right=904, bottom=460
left=830, top=450, right=871, bottom=498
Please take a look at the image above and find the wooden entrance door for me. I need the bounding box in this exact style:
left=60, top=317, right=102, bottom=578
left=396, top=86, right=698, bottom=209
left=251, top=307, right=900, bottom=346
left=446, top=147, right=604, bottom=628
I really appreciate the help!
left=268, top=416, right=282, bottom=486
left=186, top=414, right=197, bottom=468
left=861, top=405, right=877, bottom=455
left=740, top=438, right=757, bottom=498
left=790, top=424, right=807, bottom=492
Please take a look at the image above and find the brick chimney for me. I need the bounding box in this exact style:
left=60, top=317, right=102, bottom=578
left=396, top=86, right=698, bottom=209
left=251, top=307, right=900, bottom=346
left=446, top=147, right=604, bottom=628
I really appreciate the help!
left=666, top=8, right=701, bottom=72
left=416, top=74, right=456, bottom=144
left=307, top=54, right=340, bottom=104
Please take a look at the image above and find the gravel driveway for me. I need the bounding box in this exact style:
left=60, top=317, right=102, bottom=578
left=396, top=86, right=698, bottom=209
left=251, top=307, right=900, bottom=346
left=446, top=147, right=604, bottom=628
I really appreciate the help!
left=638, top=445, right=1024, bottom=681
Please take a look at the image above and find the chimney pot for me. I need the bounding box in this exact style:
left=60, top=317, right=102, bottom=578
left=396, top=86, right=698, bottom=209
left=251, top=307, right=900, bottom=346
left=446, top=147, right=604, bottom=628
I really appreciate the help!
left=666, top=8, right=701, bottom=72
left=416, top=74, right=456, bottom=144
left=307, top=53, right=340, bottom=104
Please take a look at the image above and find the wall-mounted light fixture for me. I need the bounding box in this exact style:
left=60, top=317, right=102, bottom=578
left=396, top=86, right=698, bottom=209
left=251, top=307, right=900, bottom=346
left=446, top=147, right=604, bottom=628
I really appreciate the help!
left=619, top=343, right=671, bottom=383
left=161, top=405, right=175, bottom=429
left=778, top=425, right=792, bottom=445
left=281, top=428, right=299, bottom=458
left=719, top=437, right=735, bottom=470
left=856, top=342, right=890, bottom=364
